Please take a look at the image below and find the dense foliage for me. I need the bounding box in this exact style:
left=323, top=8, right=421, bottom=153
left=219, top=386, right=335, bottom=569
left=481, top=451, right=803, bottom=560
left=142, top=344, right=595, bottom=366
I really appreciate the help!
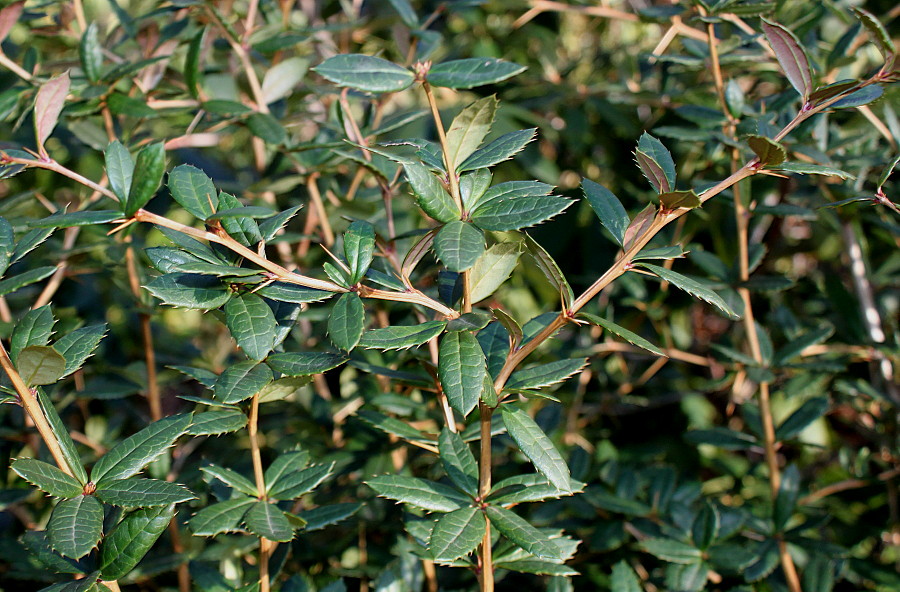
left=0, top=1, right=897, bottom=591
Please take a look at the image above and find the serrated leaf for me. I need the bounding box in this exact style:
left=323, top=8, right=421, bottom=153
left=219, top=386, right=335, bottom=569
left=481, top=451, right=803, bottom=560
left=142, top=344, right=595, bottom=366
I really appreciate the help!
left=104, top=141, right=133, bottom=203
left=747, top=135, right=786, bottom=166
left=0, top=265, right=55, bottom=297
left=34, top=72, right=70, bottom=150
left=611, top=560, right=643, bottom=592
left=99, top=505, right=172, bottom=580
left=201, top=464, right=258, bottom=496
left=22, top=530, right=89, bottom=575
left=427, top=58, right=526, bottom=89
left=500, top=405, right=571, bottom=491
left=583, top=179, right=629, bottom=247
left=429, top=506, right=485, bottom=562
left=35, top=388, right=88, bottom=485
left=468, top=242, right=521, bottom=303
left=314, top=54, right=415, bottom=93
left=852, top=8, right=896, bottom=67
left=264, top=451, right=310, bottom=493
left=434, top=221, right=484, bottom=272
left=225, top=292, right=277, bottom=361
left=0, top=216, right=13, bottom=276
left=10, top=305, right=55, bottom=362
left=506, top=359, right=586, bottom=390
left=167, top=165, right=219, bottom=220
left=439, top=428, right=478, bottom=495
left=771, top=162, right=855, bottom=180
left=94, top=478, right=194, bottom=507
left=189, top=496, right=255, bottom=536
left=145, top=273, right=231, bottom=310
left=773, top=464, right=801, bottom=531
left=366, top=475, right=469, bottom=512
left=92, top=414, right=192, bottom=485
left=459, top=168, right=493, bottom=211
left=297, top=502, right=362, bottom=531
left=521, top=232, right=573, bottom=308
left=256, top=282, right=332, bottom=304
left=29, top=210, right=123, bottom=228
left=773, top=323, right=833, bottom=365
left=185, top=27, right=206, bottom=99
left=762, top=19, right=813, bottom=99
left=48, top=495, right=103, bottom=559
left=585, top=488, right=651, bottom=516
left=485, top=506, right=565, bottom=562
left=489, top=474, right=584, bottom=504
left=266, top=351, right=347, bottom=375
left=659, top=190, right=700, bottom=210
left=637, top=263, right=739, bottom=319
left=216, top=193, right=263, bottom=248
left=356, top=409, right=433, bottom=443
left=343, top=221, right=376, bottom=284
left=244, top=501, right=294, bottom=542
left=635, top=133, right=675, bottom=193
left=439, top=331, right=488, bottom=417
left=641, top=538, right=702, bottom=564
left=125, top=142, right=165, bottom=216
left=458, top=128, right=536, bottom=173
left=776, top=397, right=829, bottom=440
left=188, top=408, right=248, bottom=436
left=578, top=313, right=665, bottom=356
left=12, top=458, right=83, bottom=497
left=214, top=361, right=273, bottom=404
left=445, top=96, right=498, bottom=172
left=358, top=321, right=446, bottom=350
left=258, top=205, right=303, bottom=242
left=470, top=192, right=571, bottom=232
left=623, top=204, right=656, bottom=251
left=268, top=462, right=334, bottom=500
left=403, top=162, right=458, bottom=222
left=17, top=345, right=66, bottom=385
left=261, top=57, right=308, bottom=104
left=327, top=292, right=365, bottom=351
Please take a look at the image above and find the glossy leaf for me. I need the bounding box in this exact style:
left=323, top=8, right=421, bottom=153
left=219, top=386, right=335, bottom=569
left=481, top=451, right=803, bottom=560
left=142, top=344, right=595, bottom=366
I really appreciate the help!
left=583, top=179, right=629, bottom=246
left=429, top=506, right=485, bottom=562
left=214, top=361, right=273, bottom=404
left=125, top=142, right=165, bottom=216
left=188, top=409, right=248, bottom=436
left=468, top=242, right=521, bottom=303
left=427, top=58, right=526, bottom=89
left=404, top=162, right=458, bottom=222
left=145, top=273, right=232, bottom=310
left=458, top=128, right=536, bottom=173
left=48, top=495, right=103, bottom=559
left=10, top=305, right=55, bottom=362
left=772, top=161, right=855, bottom=179
left=470, top=190, right=572, bottom=231
left=256, top=282, right=332, bottom=304
left=853, top=8, right=896, bottom=67
left=691, top=502, right=719, bottom=550
left=637, top=263, right=739, bottom=319
left=439, top=330, right=488, bottom=417
left=184, top=27, right=206, bottom=99
left=366, top=475, right=469, bottom=512
left=104, top=141, right=133, bottom=203
left=358, top=321, right=446, bottom=351
left=91, top=414, right=192, bottom=485
left=500, top=405, right=572, bottom=492
left=216, top=193, right=263, bottom=247
left=188, top=496, right=255, bottom=536
left=439, top=428, right=478, bottom=495
left=268, top=462, right=334, bottom=500
left=522, top=232, right=573, bottom=308
left=297, top=502, right=362, bottom=532
left=327, top=292, right=365, bottom=351
left=343, top=221, right=376, bottom=284
left=35, top=388, right=88, bottom=485
left=0, top=266, right=57, bottom=297
left=0, top=216, right=13, bottom=276
left=266, top=351, right=348, bottom=375
left=167, top=165, right=219, bottom=220
left=314, top=54, right=415, bottom=93
left=506, top=359, right=587, bottom=390
left=762, top=19, right=813, bottom=99
left=485, top=506, right=565, bottom=561
left=29, top=210, right=123, bottom=228
left=201, top=464, right=258, bottom=496
left=94, top=478, right=194, bottom=508
left=445, top=96, right=497, bottom=171
left=100, top=505, right=172, bottom=580
left=635, top=133, right=675, bottom=193
left=459, top=168, right=493, bottom=210
left=264, top=451, right=310, bottom=492
left=434, top=220, right=484, bottom=272
left=225, top=293, right=277, bottom=361
left=12, top=458, right=83, bottom=498
left=488, top=474, right=584, bottom=504
left=578, top=313, right=665, bottom=356
left=17, top=345, right=66, bottom=386
left=34, top=72, right=70, bottom=150
left=244, top=501, right=294, bottom=542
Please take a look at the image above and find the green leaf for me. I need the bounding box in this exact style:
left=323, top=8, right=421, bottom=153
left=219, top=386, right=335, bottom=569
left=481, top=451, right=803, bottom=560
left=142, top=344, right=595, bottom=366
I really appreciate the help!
left=445, top=96, right=498, bottom=172
left=635, top=133, right=675, bottom=193
left=387, top=0, right=418, bottom=27
left=12, top=458, right=83, bottom=497
left=773, top=323, right=833, bottom=365
left=189, top=496, right=255, bottom=536
left=357, top=409, right=433, bottom=444
left=314, top=54, right=415, bottom=93
left=770, top=162, right=854, bottom=179
left=10, top=305, right=55, bottom=362
left=258, top=205, right=303, bottom=242
left=268, top=462, right=334, bottom=500
left=403, top=162, right=459, bottom=223
left=434, top=221, right=484, bottom=272
left=691, top=502, right=719, bottom=550
left=36, top=388, right=88, bottom=485
left=439, top=428, right=478, bottom=495
left=659, top=190, right=700, bottom=210
left=244, top=501, right=294, bottom=542
left=261, top=56, right=309, bottom=104
left=0, top=265, right=56, bottom=296
left=297, top=502, right=362, bottom=532
left=184, top=27, right=206, bottom=99
left=427, top=58, right=526, bottom=89
left=167, top=165, right=219, bottom=220
left=852, top=8, right=896, bottom=67
left=470, top=189, right=571, bottom=232
left=94, top=478, right=194, bottom=508
left=500, top=405, right=572, bottom=492
left=79, top=23, right=102, bottom=82
left=611, top=560, right=643, bottom=592
left=762, top=19, right=813, bottom=99
left=187, top=409, right=248, bottom=436
left=460, top=168, right=493, bottom=210
left=506, top=359, right=587, bottom=391
left=22, top=530, right=89, bottom=575
left=48, top=495, right=103, bottom=559
left=30, top=210, right=123, bottom=228
left=468, top=242, right=521, bottom=303
left=17, top=345, right=66, bottom=386
left=225, top=292, right=277, bottom=361
left=247, top=112, right=287, bottom=145
left=665, top=562, right=708, bottom=591
left=256, top=282, right=332, bottom=304
left=773, top=464, right=800, bottom=531
left=776, top=397, right=829, bottom=440
left=327, top=292, right=365, bottom=351
left=583, top=179, right=629, bottom=247
left=521, top=233, right=573, bottom=308
left=747, top=135, right=786, bottom=166
left=107, top=92, right=156, bottom=118
left=459, top=128, right=536, bottom=173
left=214, top=360, right=273, bottom=404
left=91, top=414, right=192, bottom=485
left=577, top=313, right=665, bottom=356
left=104, top=140, right=133, bottom=202
left=641, top=538, right=702, bottom=564
left=343, top=221, right=376, bottom=284
left=358, top=321, right=446, bottom=350
left=489, top=474, right=584, bottom=504
left=266, top=351, right=348, bottom=375
left=366, top=475, right=470, bottom=512
left=429, top=506, right=486, bottom=562
left=439, top=330, right=488, bottom=417
left=125, top=142, right=165, bottom=216
left=216, top=193, right=263, bottom=247
left=0, top=216, right=13, bottom=276
left=100, top=505, right=172, bottom=580
left=485, top=506, right=565, bottom=562
left=201, top=464, right=258, bottom=496
left=636, top=263, right=739, bottom=319
left=802, top=555, right=836, bottom=592
left=145, top=273, right=231, bottom=310
left=264, top=450, right=310, bottom=492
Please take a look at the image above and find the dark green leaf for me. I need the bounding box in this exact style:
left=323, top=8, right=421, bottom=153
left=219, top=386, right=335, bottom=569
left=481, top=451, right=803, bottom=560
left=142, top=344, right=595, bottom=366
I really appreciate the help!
left=636, top=263, right=739, bottom=319
left=852, top=8, right=896, bottom=66
left=91, top=414, right=192, bottom=485
left=35, top=388, right=88, bottom=485
left=683, top=428, right=757, bottom=450
left=79, top=24, right=102, bottom=82
left=225, top=292, right=277, bottom=361
left=427, top=58, right=526, bottom=89
left=100, top=505, right=172, bottom=580
left=0, top=266, right=57, bottom=297
left=48, top=495, right=103, bottom=559
left=485, top=506, right=565, bottom=562
left=214, top=360, right=273, bottom=404
left=635, top=133, right=675, bottom=193
left=107, top=93, right=156, bottom=118
left=776, top=397, right=829, bottom=440
left=244, top=501, right=294, bottom=542
left=264, top=451, right=310, bottom=492
left=12, top=458, right=83, bottom=497
left=256, top=282, right=332, bottom=304
left=17, top=345, right=66, bottom=385
left=585, top=488, right=651, bottom=516
left=268, top=462, right=334, bottom=500
left=167, top=165, right=219, bottom=220
left=145, top=273, right=231, bottom=310
left=22, top=530, right=89, bottom=574
left=439, top=330, right=488, bottom=417
left=429, top=506, right=485, bottom=562
left=184, top=27, right=206, bottom=99
left=247, top=112, right=288, bottom=145
left=358, top=321, right=446, bottom=351
left=507, top=359, right=586, bottom=390
left=459, top=128, right=536, bottom=173
left=773, top=464, right=801, bottom=531
left=327, top=292, right=365, bottom=351
left=582, top=179, right=629, bottom=246
left=611, top=560, right=643, bottom=592
left=773, top=323, right=833, bottom=365
left=0, top=216, right=13, bottom=276
left=125, top=142, right=165, bottom=216
left=578, top=313, right=665, bottom=356
left=691, top=502, right=719, bottom=550
left=104, top=140, right=133, bottom=203
left=343, top=221, right=375, bottom=284
left=356, top=409, right=433, bottom=444
left=216, top=193, right=263, bottom=247
left=500, top=405, right=572, bottom=492
left=489, top=474, right=584, bottom=504
left=10, top=305, right=55, bottom=362
left=187, top=408, right=248, bottom=436
left=771, top=162, right=855, bottom=179
left=297, top=502, right=362, bottom=531
left=521, top=233, right=573, bottom=308
left=94, top=478, right=194, bottom=507
left=761, top=19, right=813, bottom=99
left=439, top=428, right=478, bottom=495
left=641, top=538, right=702, bottom=564
left=434, top=220, right=484, bottom=272
left=314, top=55, right=415, bottom=93
left=470, top=191, right=572, bottom=231
left=266, top=351, right=348, bottom=375
left=30, top=210, right=123, bottom=228
left=201, top=464, right=258, bottom=496
left=366, top=475, right=469, bottom=512
left=404, top=162, right=458, bottom=222
left=189, top=497, right=255, bottom=536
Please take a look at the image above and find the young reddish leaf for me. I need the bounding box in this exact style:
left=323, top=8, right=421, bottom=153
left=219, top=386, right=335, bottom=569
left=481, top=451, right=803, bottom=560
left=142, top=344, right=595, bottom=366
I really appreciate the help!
left=34, top=72, right=71, bottom=155
left=634, top=133, right=675, bottom=193
left=622, top=204, right=656, bottom=251
left=761, top=20, right=813, bottom=100
left=0, top=1, right=24, bottom=43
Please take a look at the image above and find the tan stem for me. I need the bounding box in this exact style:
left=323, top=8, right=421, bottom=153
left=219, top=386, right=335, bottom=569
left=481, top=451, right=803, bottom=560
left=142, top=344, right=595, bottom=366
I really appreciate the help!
left=422, top=82, right=463, bottom=211
left=248, top=392, right=271, bottom=592
left=478, top=403, right=493, bottom=592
